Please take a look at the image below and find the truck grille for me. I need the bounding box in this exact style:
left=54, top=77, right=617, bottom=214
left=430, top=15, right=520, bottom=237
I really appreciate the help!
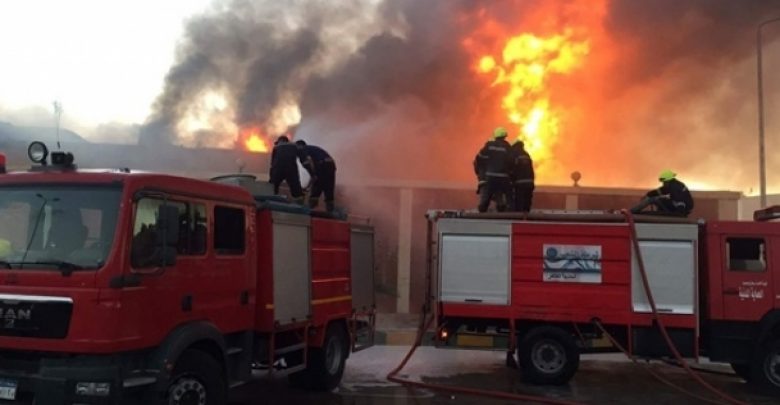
left=0, top=295, right=73, bottom=339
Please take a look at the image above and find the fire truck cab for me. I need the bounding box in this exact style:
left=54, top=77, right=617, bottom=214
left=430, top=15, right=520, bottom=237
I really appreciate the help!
left=0, top=144, right=375, bottom=404
left=429, top=209, right=780, bottom=393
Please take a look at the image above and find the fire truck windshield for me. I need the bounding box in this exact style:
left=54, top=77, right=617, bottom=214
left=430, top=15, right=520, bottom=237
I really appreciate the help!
left=0, top=185, right=122, bottom=271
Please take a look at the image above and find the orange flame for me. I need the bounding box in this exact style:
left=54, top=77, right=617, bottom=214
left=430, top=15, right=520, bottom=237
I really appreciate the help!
left=245, top=134, right=268, bottom=153
left=240, top=128, right=269, bottom=153
left=476, top=30, right=589, bottom=166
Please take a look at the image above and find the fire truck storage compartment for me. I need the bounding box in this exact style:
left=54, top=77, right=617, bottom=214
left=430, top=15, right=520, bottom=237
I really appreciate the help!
left=631, top=223, right=698, bottom=315
left=510, top=221, right=630, bottom=322
left=351, top=224, right=375, bottom=311
left=628, top=223, right=698, bottom=358
left=271, top=211, right=312, bottom=324
left=438, top=219, right=511, bottom=305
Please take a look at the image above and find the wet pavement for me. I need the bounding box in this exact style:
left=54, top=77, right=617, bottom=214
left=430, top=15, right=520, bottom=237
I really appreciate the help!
left=231, top=346, right=778, bottom=404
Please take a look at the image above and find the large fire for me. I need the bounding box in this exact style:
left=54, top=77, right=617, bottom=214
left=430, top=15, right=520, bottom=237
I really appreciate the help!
left=476, top=30, right=589, bottom=163
left=241, top=128, right=269, bottom=153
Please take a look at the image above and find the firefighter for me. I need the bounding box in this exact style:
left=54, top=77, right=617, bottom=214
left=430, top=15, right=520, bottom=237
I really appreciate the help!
left=269, top=136, right=305, bottom=205
left=510, top=139, right=535, bottom=212
left=295, top=140, right=337, bottom=212
left=474, top=127, right=514, bottom=213
left=630, top=169, right=694, bottom=217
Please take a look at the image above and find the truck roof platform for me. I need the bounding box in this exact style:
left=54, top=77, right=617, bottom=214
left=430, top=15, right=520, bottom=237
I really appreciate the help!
left=428, top=209, right=699, bottom=224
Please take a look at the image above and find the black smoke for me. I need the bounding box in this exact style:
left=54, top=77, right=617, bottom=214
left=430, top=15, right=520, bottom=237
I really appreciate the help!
left=141, top=0, right=780, bottom=190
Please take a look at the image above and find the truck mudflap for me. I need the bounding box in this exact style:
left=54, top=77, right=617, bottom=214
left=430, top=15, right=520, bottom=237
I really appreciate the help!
left=0, top=350, right=156, bottom=404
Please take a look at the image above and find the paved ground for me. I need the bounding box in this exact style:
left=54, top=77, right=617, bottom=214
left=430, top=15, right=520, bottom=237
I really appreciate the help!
left=230, top=346, right=778, bottom=404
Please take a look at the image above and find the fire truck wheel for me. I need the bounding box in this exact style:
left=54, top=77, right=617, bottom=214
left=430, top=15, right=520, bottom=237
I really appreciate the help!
left=292, top=323, right=348, bottom=391
left=165, top=349, right=227, bottom=405
left=752, top=338, right=780, bottom=394
left=517, top=326, right=579, bottom=385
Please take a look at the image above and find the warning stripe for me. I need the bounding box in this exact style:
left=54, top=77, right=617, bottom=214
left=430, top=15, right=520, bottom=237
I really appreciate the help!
left=264, top=295, right=351, bottom=309
left=311, top=295, right=351, bottom=305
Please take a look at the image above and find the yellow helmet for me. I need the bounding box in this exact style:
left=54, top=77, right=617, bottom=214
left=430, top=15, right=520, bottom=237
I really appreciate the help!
left=492, top=127, right=508, bottom=139
left=659, top=169, right=676, bottom=182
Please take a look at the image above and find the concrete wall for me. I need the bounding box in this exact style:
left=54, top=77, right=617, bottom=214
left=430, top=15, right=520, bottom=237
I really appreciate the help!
left=739, top=195, right=780, bottom=220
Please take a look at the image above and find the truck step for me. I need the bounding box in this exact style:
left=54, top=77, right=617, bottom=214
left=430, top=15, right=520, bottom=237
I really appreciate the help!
left=352, top=342, right=373, bottom=353
left=226, top=347, right=244, bottom=356
left=229, top=380, right=247, bottom=389
left=123, top=376, right=157, bottom=389
left=281, top=364, right=307, bottom=375
left=354, top=327, right=374, bottom=336
left=274, top=343, right=306, bottom=356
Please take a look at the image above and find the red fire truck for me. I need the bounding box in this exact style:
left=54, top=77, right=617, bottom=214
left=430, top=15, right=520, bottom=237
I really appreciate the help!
left=428, top=209, right=780, bottom=394
left=0, top=142, right=375, bottom=404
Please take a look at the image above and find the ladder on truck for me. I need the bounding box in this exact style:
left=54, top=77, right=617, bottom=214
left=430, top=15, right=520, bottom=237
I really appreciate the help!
left=350, top=309, right=376, bottom=352
left=264, top=321, right=311, bottom=375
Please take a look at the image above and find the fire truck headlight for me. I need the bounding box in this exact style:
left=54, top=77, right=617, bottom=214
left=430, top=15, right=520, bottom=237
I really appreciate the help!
left=27, top=141, right=49, bottom=164
left=75, top=382, right=111, bottom=396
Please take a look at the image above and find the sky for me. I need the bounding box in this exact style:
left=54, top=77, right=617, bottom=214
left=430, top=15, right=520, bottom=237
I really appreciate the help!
left=0, top=0, right=212, bottom=127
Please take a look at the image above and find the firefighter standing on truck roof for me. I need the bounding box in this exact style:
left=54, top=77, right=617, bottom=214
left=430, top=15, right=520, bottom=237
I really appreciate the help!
left=510, top=139, right=535, bottom=213
left=296, top=140, right=337, bottom=212
left=474, top=127, right=514, bottom=213
left=269, top=135, right=305, bottom=205
left=630, top=169, right=694, bottom=217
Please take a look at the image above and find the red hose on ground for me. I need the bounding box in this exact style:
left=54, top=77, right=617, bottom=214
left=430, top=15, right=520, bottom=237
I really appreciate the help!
left=385, top=313, right=583, bottom=405
left=622, top=210, right=748, bottom=405
left=593, top=320, right=722, bottom=405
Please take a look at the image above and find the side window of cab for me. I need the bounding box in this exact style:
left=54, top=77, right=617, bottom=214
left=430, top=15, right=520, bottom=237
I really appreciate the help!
left=214, top=205, right=245, bottom=255
left=131, top=197, right=208, bottom=268
left=726, top=237, right=766, bottom=272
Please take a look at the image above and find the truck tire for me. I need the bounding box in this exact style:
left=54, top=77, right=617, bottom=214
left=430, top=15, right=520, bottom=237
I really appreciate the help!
left=517, top=326, right=579, bottom=385
left=751, top=338, right=780, bottom=394
left=290, top=323, right=348, bottom=391
left=165, top=349, right=227, bottom=405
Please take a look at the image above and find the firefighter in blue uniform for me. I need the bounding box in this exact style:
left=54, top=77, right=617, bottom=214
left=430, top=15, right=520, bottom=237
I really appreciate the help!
left=296, top=140, right=337, bottom=212
left=269, top=136, right=305, bottom=205
left=510, top=139, right=535, bottom=213
left=474, top=127, right=514, bottom=213
left=631, top=169, right=694, bottom=217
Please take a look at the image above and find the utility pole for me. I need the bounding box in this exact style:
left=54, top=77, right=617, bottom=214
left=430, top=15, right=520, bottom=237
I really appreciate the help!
left=757, top=17, right=780, bottom=208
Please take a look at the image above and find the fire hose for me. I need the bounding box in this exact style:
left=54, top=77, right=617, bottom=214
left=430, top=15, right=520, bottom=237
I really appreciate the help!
left=659, top=358, right=739, bottom=377
left=385, top=308, right=583, bottom=405
left=617, top=209, right=748, bottom=405
left=591, top=320, right=722, bottom=404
